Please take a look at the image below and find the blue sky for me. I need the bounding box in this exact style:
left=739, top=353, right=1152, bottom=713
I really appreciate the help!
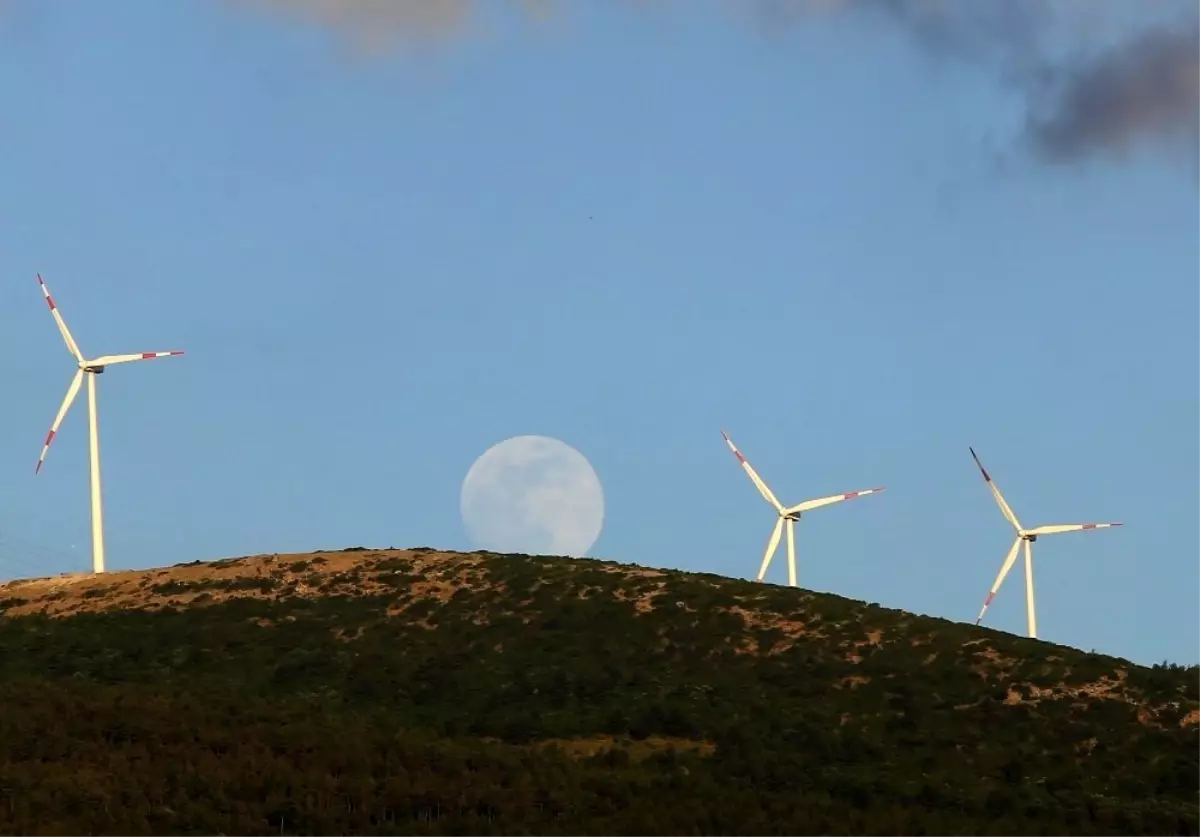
left=1, top=0, right=1196, bottom=666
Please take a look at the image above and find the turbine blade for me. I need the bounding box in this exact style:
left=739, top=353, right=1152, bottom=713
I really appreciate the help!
left=756, top=517, right=784, bottom=582
left=1025, top=523, right=1123, bottom=536
left=975, top=537, right=1023, bottom=627
left=35, top=369, right=84, bottom=474
left=88, top=351, right=185, bottom=367
left=969, top=447, right=1023, bottom=531
left=784, top=487, right=885, bottom=515
left=721, top=430, right=784, bottom=512
left=37, top=274, right=84, bottom=362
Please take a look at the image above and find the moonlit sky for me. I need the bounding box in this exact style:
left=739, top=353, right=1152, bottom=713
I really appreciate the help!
left=0, top=1, right=1195, bottom=666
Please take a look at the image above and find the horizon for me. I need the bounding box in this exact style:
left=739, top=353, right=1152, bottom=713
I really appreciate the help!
left=0, top=542, right=1180, bottom=671
left=1, top=542, right=1196, bottom=669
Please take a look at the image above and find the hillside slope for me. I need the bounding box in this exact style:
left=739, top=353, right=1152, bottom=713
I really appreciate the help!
left=0, top=547, right=1196, bottom=836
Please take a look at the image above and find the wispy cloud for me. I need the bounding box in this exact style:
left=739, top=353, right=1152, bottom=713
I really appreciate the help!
left=7, top=0, right=1172, bottom=171
left=231, top=0, right=471, bottom=50
left=226, top=0, right=554, bottom=53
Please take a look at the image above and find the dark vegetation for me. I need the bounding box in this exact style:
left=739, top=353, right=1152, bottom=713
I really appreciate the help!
left=0, top=547, right=1195, bottom=835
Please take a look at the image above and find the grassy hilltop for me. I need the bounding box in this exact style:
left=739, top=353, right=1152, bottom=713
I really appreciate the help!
left=0, top=547, right=1195, bottom=836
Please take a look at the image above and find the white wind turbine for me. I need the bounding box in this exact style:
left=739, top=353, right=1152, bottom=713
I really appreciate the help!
left=33, top=274, right=185, bottom=575
left=720, top=430, right=885, bottom=588
left=969, top=446, right=1122, bottom=639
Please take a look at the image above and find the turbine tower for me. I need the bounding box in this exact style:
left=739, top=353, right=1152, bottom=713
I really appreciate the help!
left=34, top=274, right=184, bottom=574
left=969, top=446, right=1122, bottom=639
left=720, top=430, right=885, bottom=588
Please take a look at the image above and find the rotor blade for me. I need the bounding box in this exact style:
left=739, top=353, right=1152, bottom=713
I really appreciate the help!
left=37, top=274, right=84, bottom=362
left=756, top=517, right=785, bottom=582
left=975, top=536, right=1022, bottom=627
left=35, top=369, right=84, bottom=474
left=88, top=351, right=185, bottom=367
left=784, top=487, right=885, bottom=515
left=721, top=430, right=784, bottom=512
left=1025, top=523, right=1123, bottom=536
left=969, top=447, right=1023, bottom=532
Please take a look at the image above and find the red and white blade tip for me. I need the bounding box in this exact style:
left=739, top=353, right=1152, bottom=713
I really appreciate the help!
left=143, top=351, right=184, bottom=358
left=844, top=487, right=885, bottom=499
left=719, top=431, right=747, bottom=463
left=975, top=592, right=996, bottom=625
left=35, top=429, right=57, bottom=475
left=37, top=274, right=55, bottom=307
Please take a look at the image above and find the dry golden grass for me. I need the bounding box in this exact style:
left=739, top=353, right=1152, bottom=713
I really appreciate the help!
left=0, top=549, right=473, bottom=618
left=0, top=547, right=691, bottom=633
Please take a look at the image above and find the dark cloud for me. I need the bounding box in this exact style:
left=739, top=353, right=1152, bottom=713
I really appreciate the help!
left=747, top=0, right=1198, bottom=167
left=1025, top=24, right=1199, bottom=164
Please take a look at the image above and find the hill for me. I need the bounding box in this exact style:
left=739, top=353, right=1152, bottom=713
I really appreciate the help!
left=0, top=546, right=1195, bottom=835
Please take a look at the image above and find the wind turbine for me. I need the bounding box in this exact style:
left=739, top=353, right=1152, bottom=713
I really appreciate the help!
left=969, top=446, right=1122, bottom=639
left=720, top=430, right=885, bottom=588
left=33, top=274, right=184, bottom=575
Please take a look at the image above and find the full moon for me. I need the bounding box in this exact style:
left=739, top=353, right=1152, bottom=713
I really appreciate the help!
left=460, top=435, right=605, bottom=557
